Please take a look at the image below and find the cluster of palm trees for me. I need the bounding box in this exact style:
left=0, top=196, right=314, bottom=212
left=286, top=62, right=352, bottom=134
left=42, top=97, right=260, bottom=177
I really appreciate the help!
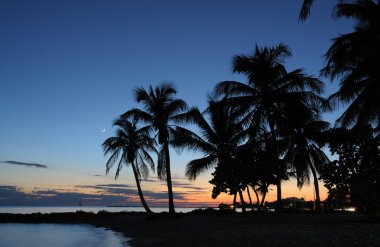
left=102, top=0, right=380, bottom=214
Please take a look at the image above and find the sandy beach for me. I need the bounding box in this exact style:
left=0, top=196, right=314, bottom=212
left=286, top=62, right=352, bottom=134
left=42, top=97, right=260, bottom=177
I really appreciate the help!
left=3, top=211, right=378, bottom=246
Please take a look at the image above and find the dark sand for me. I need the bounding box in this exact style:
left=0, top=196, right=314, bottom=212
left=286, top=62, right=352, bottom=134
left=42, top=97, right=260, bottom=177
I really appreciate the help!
left=92, top=213, right=380, bottom=247
left=1, top=212, right=379, bottom=246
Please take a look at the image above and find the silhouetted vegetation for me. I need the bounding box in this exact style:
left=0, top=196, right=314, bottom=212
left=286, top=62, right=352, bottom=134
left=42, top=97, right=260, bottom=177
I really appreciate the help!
left=323, top=0, right=380, bottom=129
left=172, top=99, right=249, bottom=211
left=102, top=0, right=380, bottom=214
left=213, top=43, right=326, bottom=212
left=121, top=83, right=188, bottom=214
left=102, top=117, right=156, bottom=214
left=321, top=126, right=380, bottom=212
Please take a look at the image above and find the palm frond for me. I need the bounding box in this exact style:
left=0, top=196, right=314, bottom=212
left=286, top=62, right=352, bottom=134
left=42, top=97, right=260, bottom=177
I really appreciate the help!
left=157, top=146, right=166, bottom=180
left=181, top=107, right=217, bottom=143
left=170, top=126, right=215, bottom=154
left=167, top=99, right=188, bottom=118
left=141, top=149, right=155, bottom=172
left=114, top=151, right=127, bottom=179
left=333, top=84, right=373, bottom=127
left=185, top=155, right=217, bottom=180
left=136, top=152, right=150, bottom=180
left=102, top=137, right=123, bottom=155
left=105, top=149, right=120, bottom=175
left=278, top=69, right=324, bottom=95
left=121, top=108, right=153, bottom=124
left=158, top=82, right=177, bottom=97
left=309, top=145, right=330, bottom=171
left=334, top=1, right=379, bottom=23
left=134, top=86, right=151, bottom=103
left=299, top=0, right=314, bottom=22
left=272, top=43, right=292, bottom=64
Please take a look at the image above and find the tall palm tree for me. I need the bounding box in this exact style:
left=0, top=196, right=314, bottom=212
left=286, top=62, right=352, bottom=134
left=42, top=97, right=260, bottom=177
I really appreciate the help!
left=102, top=117, right=156, bottom=214
left=171, top=100, right=247, bottom=209
left=322, top=0, right=380, bottom=129
left=215, top=44, right=325, bottom=211
left=122, top=83, right=187, bottom=213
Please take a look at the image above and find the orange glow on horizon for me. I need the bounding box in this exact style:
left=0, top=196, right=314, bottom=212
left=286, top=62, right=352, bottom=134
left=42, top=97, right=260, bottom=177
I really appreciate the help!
left=0, top=163, right=328, bottom=207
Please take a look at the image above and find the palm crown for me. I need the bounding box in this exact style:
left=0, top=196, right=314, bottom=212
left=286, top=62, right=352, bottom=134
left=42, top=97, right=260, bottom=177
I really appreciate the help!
left=102, top=117, right=156, bottom=213
left=215, top=44, right=325, bottom=134
left=172, top=99, right=246, bottom=180
left=102, top=118, right=156, bottom=179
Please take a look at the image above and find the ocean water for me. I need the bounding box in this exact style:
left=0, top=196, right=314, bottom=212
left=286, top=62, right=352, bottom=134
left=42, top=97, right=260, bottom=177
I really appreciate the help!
left=0, top=206, right=196, bottom=214
left=0, top=223, right=130, bottom=247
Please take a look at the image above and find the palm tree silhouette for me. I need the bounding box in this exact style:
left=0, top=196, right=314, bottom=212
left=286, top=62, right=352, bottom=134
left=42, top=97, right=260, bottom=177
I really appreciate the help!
left=122, top=83, right=187, bottom=214
left=102, top=117, right=156, bottom=214
left=281, top=112, right=330, bottom=211
left=171, top=99, right=248, bottom=210
left=215, top=44, right=325, bottom=211
left=322, top=0, right=380, bottom=129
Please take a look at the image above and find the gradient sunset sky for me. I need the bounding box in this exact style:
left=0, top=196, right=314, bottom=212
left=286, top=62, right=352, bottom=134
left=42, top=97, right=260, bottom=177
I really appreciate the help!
left=0, top=0, right=353, bottom=207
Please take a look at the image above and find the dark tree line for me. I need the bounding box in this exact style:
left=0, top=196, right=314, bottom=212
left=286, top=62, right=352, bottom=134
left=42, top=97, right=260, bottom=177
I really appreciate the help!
left=102, top=0, right=380, bottom=214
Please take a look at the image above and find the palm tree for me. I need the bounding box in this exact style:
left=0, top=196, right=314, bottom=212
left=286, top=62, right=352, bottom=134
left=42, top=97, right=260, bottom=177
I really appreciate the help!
left=322, top=0, right=380, bottom=129
left=281, top=112, right=331, bottom=210
left=102, top=117, right=156, bottom=214
left=171, top=99, right=248, bottom=210
left=215, top=44, right=325, bottom=211
left=122, top=83, right=187, bottom=214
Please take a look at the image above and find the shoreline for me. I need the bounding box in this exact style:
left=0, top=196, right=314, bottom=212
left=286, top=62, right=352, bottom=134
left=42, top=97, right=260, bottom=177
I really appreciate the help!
left=1, top=211, right=379, bottom=246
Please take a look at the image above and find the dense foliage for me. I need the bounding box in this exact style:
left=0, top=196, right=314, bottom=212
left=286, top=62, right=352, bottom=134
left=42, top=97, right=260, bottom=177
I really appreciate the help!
left=321, top=127, right=380, bottom=212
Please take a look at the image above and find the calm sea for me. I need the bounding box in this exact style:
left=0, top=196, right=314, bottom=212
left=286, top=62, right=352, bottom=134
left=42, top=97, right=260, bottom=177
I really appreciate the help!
left=0, top=223, right=130, bottom=247
left=0, top=207, right=198, bottom=247
left=0, top=206, right=196, bottom=214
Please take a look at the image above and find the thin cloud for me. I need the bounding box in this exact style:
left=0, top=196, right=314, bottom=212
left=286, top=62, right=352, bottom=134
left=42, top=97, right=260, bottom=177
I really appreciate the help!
left=0, top=185, right=187, bottom=206
left=0, top=160, right=48, bottom=169
left=77, top=184, right=132, bottom=189
left=172, top=181, right=207, bottom=191
left=171, top=174, right=186, bottom=180
left=143, top=178, right=159, bottom=183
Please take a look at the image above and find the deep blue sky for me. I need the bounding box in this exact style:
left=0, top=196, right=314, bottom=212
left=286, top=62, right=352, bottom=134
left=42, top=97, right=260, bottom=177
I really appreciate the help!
left=0, top=0, right=353, bottom=206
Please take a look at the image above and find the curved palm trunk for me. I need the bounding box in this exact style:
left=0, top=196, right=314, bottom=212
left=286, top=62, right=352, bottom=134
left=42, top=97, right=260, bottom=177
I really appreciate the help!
left=238, top=188, right=246, bottom=212
left=131, top=162, right=153, bottom=214
left=310, top=165, right=321, bottom=211
left=253, top=187, right=261, bottom=211
left=253, top=187, right=260, bottom=206
left=164, top=142, right=175, bottom=214
left=276, top=179, right=282, bottom=212
left=246, top=186, right=254, bottom=211
left=232, top=192, right=237, bottom=211
left=260, top=191, right=267, bottom=211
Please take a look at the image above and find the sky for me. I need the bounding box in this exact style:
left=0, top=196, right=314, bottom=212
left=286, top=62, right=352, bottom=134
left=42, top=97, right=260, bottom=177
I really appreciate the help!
left=0, top=0, right=353, bottom=207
